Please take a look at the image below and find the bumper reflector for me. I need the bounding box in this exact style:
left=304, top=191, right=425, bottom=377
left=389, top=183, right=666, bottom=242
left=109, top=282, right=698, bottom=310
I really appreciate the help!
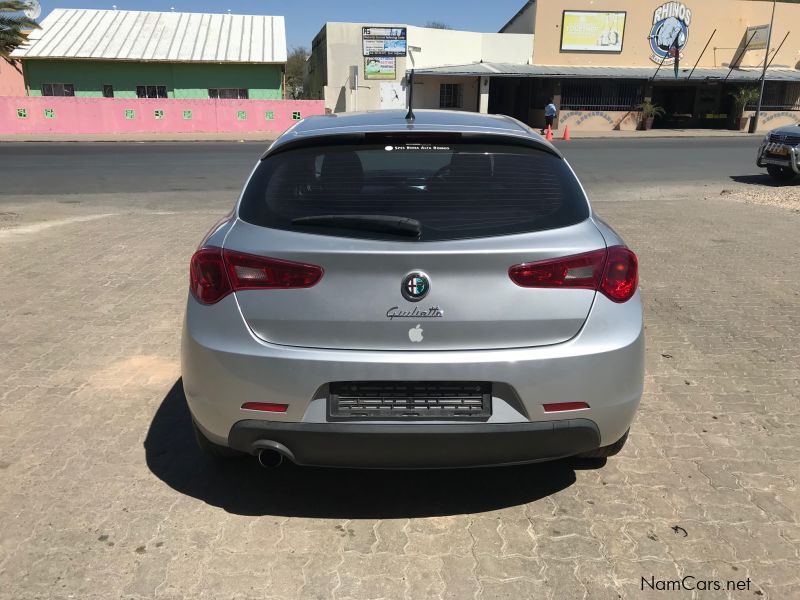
left=241, top=402, right=289, bottom=413
left=543, top=402, right=590, bottom=413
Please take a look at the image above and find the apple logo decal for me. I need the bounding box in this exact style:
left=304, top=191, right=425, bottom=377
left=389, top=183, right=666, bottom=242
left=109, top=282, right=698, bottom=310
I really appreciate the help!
left=408, top=324, right=424, bottom=343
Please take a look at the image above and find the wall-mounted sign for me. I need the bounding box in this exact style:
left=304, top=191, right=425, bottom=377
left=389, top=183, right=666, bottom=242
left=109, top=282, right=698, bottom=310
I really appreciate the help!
left=744, top=24, right=770, bottom=51
left=649, top=2, right=692, bottom=64
left=363, top=27, right=407, bottom=57
left=560, top=11, right=626, bottom=53
left=730, top=24, right=770, bottom=68
left=365, top=57, right=397, bottom=80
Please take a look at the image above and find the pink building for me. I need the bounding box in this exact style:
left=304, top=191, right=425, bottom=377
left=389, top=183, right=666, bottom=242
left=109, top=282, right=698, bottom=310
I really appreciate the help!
left=0, top=59, right=26, bottom=96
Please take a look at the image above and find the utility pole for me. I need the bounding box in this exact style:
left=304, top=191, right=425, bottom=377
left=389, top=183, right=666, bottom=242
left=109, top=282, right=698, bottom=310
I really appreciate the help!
left=750, top=0, right=776, bottom=133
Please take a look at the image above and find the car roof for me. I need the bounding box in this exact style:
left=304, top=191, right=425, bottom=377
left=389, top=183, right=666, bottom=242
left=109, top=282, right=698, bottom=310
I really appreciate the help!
left=264, top=109, right=559, bottom=157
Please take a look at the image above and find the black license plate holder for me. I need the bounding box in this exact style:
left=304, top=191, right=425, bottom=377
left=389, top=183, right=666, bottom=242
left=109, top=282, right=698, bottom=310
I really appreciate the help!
left=328, top=381, right=492, bottom=421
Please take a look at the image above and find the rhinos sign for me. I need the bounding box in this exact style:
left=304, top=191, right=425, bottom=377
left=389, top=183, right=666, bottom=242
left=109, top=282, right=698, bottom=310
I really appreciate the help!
left=649, top=2, right=692, bottom=64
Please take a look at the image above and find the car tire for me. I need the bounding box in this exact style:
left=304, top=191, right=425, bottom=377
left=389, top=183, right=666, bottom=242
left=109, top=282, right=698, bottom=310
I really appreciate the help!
left=192, top=421, right=243, bottom=459
left=575, top=429, right=629, bottom=459
left=766, top=165, right=797, bottom=182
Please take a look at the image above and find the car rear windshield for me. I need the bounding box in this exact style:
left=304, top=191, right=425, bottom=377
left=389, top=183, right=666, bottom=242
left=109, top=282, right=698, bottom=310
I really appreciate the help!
left=238, top=139, right=590, bottom=241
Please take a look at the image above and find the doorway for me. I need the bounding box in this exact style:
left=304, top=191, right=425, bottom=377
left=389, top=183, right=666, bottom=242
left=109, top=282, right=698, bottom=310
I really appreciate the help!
left=652, top=84, right=699, bottom=128
left=488, top=77, right=531, bottom=123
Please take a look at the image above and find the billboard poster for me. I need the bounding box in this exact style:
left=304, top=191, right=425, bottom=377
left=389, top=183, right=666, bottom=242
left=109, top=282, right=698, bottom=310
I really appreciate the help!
left=561, top=11, right=626, bottom=52
left=365, top=57, right=397, bottom=80
left=363, top=27, right=407, bottom=57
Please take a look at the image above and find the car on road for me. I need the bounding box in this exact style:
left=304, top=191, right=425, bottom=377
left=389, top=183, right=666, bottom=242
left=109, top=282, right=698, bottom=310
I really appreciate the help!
left=182, top=110, right=644, bottom=469
left=756, top=124, right=800, bottom=182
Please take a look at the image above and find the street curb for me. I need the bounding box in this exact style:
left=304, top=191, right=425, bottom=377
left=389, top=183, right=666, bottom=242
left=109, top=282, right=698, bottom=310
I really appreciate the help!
left=0, top=135, right=278, bottom=143
left=551, top=133, right=762, bottom=141
left=0, top=139, right=275, bottom=143
left=0, top=132, right=761, bottom=143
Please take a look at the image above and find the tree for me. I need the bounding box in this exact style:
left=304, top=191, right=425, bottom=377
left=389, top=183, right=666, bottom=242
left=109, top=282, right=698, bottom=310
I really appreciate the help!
left=285, top=46, right=308, bottom=100
left=729, top=86, right=760, bottom=117
left=424, top=21, right=451, bottom=30
left=0, top=1, right=39, bottom=64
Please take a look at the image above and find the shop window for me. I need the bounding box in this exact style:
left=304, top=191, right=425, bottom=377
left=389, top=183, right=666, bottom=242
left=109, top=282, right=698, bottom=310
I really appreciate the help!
left=561, top=80, right=644, bottom=111
left=787, top=83, right=800, bottom=110
left=41, top=83, right=75, bottom=97
left=208, top=88, right=249, bottom=99
left=755, top=82, right=800, bottom=111
left=102, top=84, right=114, bottom=98
left=439, top=84, right=463, bottom=109
left=136, top=85, right=167, bottom=99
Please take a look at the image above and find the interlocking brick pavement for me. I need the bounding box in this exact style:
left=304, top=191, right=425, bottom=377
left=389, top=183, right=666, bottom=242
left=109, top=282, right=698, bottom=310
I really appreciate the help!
left=0, top=186, right=798, bottom=599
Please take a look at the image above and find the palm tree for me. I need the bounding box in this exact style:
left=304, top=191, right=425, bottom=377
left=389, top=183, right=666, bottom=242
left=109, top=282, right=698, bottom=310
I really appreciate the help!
left=1, top=1, right=39, bottom=65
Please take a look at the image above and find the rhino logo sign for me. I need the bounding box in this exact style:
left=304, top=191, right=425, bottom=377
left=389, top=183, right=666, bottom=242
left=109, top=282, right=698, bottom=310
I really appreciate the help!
left=649, top=2, right=692, bottom=65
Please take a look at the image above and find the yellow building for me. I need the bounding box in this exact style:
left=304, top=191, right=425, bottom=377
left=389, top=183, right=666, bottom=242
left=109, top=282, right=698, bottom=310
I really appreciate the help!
left=425, top=0, right=800, bottom=131
left=308, top=0, right=800, bottom=131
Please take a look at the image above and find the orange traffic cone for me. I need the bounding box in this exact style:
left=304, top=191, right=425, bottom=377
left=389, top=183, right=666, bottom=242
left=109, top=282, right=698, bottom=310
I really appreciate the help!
left=545, top=125, right=553, bottom=141
left=562, top=126, right=571, bottom=141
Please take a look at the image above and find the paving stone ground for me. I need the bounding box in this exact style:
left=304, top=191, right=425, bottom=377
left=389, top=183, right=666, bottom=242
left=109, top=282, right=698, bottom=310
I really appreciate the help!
left=0, top=183, right=798, bottom=599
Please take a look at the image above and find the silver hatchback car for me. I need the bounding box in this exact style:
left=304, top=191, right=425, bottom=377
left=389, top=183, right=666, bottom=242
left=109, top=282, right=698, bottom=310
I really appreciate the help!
left=182, top=110, right=644, bottom=469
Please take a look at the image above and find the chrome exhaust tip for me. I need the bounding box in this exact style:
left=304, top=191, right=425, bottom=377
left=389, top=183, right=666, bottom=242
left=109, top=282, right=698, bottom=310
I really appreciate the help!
left=257, top=448, right=284, bottom=469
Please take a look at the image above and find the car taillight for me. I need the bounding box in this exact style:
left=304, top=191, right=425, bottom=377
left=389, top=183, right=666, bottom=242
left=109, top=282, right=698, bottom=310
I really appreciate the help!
left=600, top=246, right=638, bottom=303
left=189, top=247, right=323, bottom=305
left=509, top=249, right=606, bottom=290
left=509, top=246, right=638, bottom=303
left=190, top=247, right=231, bottom=305
left=223, top=249, right=324, bottom=291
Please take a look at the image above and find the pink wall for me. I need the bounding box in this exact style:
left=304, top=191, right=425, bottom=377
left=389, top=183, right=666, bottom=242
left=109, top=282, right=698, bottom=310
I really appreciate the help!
left=0, top=61, right=26, bottom=97
left=0, top=97, right=325, bottom=134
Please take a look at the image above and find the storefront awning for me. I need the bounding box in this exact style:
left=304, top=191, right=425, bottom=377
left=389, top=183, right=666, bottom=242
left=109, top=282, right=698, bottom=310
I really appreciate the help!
left=414, top=63, right=800, bottom=82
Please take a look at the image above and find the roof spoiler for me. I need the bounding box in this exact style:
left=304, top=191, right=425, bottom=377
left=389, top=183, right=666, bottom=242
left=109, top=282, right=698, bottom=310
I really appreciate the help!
left=262, top=131, right=563, bottom=160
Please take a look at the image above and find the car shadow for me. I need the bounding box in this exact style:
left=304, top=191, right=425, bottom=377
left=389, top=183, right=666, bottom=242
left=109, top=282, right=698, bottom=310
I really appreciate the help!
left=145, top=379, right=601, bottom=518
left=729, top=174, right=796, bottom=186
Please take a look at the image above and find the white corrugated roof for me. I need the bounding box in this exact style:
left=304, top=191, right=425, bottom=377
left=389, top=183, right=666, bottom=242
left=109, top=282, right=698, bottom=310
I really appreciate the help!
left=415, top=63, right=800, bottom=82
left=11, top=8, right=287, bottom=63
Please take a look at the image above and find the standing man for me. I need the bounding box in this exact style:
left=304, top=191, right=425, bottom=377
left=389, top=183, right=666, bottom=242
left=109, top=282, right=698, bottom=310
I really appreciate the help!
left=542, top=99, right=557, bottom=135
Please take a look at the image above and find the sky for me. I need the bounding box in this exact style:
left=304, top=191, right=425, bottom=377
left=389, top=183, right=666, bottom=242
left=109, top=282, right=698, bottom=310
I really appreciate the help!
left=38, top=0, right=528, bottom=50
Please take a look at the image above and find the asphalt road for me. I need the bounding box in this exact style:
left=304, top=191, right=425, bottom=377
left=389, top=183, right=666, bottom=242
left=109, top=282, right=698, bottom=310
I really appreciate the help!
left=0, top=137, right=763, bottom=200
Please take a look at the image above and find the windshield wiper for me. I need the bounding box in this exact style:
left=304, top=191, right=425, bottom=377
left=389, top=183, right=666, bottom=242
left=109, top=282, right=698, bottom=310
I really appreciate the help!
left=291, top=214, right=422, bottom=237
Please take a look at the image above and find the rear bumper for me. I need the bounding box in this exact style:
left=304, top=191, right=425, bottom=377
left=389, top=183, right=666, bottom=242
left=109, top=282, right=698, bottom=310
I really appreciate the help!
left=183, top=289, right=644, bottom=451
left=228, top=418, right=601, bottom=468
